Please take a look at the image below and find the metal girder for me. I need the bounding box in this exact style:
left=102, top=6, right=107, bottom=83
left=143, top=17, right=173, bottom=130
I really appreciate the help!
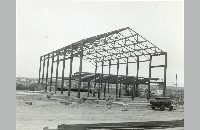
left=40, top=27, right=164, bottom=66
left=38, top=27, right=167, bottom=99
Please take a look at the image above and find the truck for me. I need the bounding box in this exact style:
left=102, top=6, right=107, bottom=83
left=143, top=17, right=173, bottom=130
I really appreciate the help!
left=150, top=97, right=174, bottom=111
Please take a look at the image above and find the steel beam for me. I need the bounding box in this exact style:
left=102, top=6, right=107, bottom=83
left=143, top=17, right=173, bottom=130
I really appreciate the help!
left=151, top=65, right=165, bottom=68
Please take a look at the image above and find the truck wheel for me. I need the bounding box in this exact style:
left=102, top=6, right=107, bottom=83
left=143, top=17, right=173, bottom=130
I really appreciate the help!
left=160, top=105, right=165, bottom=111
left=151, top=106, right=156, bottom=109
left=169, top=106, right=173, bottom=111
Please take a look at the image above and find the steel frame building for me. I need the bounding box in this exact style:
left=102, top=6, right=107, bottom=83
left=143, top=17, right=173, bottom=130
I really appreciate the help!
left=38, top=27, right=167, bottom=100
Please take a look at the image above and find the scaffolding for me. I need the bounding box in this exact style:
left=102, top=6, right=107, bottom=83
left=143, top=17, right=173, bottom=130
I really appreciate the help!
left=38, top=27, right=167, bottom=100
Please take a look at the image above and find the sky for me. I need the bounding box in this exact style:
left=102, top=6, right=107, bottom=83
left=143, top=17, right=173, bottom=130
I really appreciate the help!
left=16, top=0, right=184, bottom=87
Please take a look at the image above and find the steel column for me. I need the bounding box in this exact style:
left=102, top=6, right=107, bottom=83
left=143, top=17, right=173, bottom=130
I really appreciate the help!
left=108, top=60, right=111, bottom=93
left=49, top=53, right=54, bottom=92
left=38, top=56, right=42, bottom=85
left=45, top=54, right=50, bottom=91
left=55, top=52, right=60, bottom=93
left=163, top=52, right=167, bottom=96
left=132, top=80, right=135, bottom=100
left=101, top=61, right=104, bottom=89
left=78, top=43, right=83, bottom=98
left=148, top=55, right=152, bottom=100
left=104, top=82, right=106, bottom=98
left=41, top=56, right=46, bottom=84
left=61, top=50, right=66, bottom=94
left=136, top=56, right=139, bottom=97
left=116, top=59, right=119, bottom=99
left=94, top=62, right=97, bottom=88
left=68, top=45, right=73, bottom=97
left=119, top=83, right=122, bottom=98
left=87, top=81, right=90, bottom=97
left=125, top=57, right=128, bottom=95
left=98, top=74, right=101, bottom=99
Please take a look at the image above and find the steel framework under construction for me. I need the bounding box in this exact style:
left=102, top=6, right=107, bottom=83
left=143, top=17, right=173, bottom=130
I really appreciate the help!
left=38, top=27, right=167, bottom=100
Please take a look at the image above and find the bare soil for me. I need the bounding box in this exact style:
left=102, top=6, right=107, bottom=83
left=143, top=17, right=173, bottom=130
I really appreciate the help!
left=16, top=90, right=184, bottom=130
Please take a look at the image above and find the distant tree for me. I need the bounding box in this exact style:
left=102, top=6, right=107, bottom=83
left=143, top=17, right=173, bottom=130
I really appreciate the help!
left=16, top=83, right=38, bottom=91
left=16, top=83, right=27, bottom=90
left=27, top=83, right=38, bottom=91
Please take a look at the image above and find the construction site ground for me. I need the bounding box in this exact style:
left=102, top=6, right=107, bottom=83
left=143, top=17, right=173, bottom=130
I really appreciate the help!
left=16, top=90, right=184, bottom=130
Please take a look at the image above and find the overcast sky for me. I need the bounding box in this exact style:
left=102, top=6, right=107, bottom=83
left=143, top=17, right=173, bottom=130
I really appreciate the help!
left=16, top=0, right=184, bottom=87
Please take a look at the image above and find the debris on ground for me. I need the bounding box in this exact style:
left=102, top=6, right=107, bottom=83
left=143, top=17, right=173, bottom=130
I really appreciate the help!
left=47, top=95, right=51, bottom=99
left=59, top=101, right=72, bottom=105
left=25, top=101, right=32, bottom=105
left=122, top=106, right=128, bottom=111
left=16, top=91, right=184, bottom=130
left=107, top=105, right=112, bottom=109
left=65, top=102, right=72, bottom=105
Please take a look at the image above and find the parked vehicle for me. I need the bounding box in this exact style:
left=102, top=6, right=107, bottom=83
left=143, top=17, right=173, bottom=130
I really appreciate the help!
left=150, top=97, right=174, bottom=111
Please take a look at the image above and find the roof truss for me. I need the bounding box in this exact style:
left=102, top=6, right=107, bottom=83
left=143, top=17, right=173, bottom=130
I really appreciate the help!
left=41, top=27, right=164, bottom=66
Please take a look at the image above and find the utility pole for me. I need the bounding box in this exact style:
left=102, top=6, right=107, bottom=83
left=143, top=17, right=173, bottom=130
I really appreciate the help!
left=176, top=74, right=178, bottom=87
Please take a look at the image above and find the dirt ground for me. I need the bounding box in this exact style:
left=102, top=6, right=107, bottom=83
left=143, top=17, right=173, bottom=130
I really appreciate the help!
left=16, top=90, right=184, bottom=130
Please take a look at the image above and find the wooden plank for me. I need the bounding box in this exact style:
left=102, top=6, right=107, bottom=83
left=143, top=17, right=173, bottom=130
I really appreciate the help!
left=82, top=74, right=99, bottom=82
left=150, top=82, right=164, bottom=84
